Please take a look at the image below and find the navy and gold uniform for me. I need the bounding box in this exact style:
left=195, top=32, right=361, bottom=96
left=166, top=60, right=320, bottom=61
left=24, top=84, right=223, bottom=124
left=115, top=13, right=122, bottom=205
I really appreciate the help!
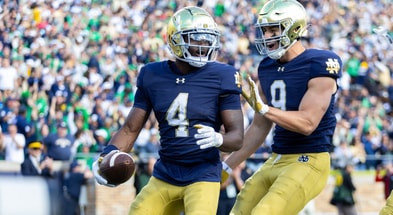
left=261, top=49, right=341, bottom=154
left=135, top=60, right=241, bottom=185
left=92, top=6, right=243, bottom=215
left=231, top=49, right=341, bottom=215
left=129, top=60, right=241, bottom=214
left=227, top=1, right=343, bottom=214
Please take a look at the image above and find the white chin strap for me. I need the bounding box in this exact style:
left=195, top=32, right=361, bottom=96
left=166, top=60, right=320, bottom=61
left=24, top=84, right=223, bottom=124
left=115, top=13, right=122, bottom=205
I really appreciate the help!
left=267, top=40, right=297, bottom=60
left=268, top=49, right=286, bottom=60
left=177, top=55, right=208, bottom=67
left=189, top=61, right=206, bottom=67
left=187, top=56, right=208, bottom=67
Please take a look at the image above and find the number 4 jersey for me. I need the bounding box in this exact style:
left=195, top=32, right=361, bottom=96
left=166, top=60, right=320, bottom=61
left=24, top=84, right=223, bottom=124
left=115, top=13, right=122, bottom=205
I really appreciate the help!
left=133, top=60, right=242, bottom=185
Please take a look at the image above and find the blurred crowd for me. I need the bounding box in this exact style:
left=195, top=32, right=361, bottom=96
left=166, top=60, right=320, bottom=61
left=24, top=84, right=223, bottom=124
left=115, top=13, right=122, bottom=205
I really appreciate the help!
left=0, top=0, right=392, bottom=176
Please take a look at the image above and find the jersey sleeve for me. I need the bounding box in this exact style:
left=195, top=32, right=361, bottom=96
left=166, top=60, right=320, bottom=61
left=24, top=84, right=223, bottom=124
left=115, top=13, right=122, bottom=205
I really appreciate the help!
left=219, top=65, right=242, bottom=111
left=310, top=51, right=342, bottom=80
left=133, top=66, right=152, bottom=112
left=220, top=64, right=242, bottom=94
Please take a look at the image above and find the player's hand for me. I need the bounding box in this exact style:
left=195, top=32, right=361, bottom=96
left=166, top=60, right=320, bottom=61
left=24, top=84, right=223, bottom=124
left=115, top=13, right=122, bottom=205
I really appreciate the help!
left=194, top=124, right=223, bottom=149
left=241, top=75, right=269, bottom=115
left=221, top=161, right=232, bottom=183
left=92, top=149, right=119, bottom=187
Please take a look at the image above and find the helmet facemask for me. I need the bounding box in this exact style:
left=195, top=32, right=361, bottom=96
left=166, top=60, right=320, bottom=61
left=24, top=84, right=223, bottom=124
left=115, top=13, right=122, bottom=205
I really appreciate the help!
left=254, top=0, right=308, bottom=60
left=170, top=29, right=220, bottom=67
left=167, top=6, right=221, bottom=68
left=255, top=19, right=297, bottom=60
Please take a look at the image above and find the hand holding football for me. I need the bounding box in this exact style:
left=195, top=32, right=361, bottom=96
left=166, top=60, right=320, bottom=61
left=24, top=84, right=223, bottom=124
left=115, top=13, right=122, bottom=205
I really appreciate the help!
left=99, top=151, right=135, bottom=186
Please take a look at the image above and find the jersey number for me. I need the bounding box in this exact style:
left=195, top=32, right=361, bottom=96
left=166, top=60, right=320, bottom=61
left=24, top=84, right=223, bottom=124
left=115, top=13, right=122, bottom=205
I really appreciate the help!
left=270, top=80, right=286, bottom=110
left=166, top=93, right=189, bottom=137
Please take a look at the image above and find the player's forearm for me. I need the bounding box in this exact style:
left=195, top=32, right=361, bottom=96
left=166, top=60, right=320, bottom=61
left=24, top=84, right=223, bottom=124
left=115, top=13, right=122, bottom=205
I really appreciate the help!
left=225, top=118, right=271, bottom=169
left=108, top=128, right=138, bottom=153
left=219, top=127, right=244, bottom=152
left=264, top=107, right=320, bottom=136
left=108, top=107, right=149, bottom=152
left=219, top=110, right=244, bottom=152
left=225, top=138, right=262, bottom=169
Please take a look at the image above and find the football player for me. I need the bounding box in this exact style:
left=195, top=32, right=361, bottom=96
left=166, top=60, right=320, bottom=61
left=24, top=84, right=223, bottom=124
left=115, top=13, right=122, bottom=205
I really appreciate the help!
left=222, top=0, right=342, bottom=214
left=92, top=6, right=244, bottom=215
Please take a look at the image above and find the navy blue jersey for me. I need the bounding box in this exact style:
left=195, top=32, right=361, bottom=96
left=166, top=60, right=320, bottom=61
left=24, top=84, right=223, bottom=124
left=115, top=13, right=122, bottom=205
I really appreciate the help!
left=134, top=60, right=242, bottom=185
left=258, top=49, right=342, bottom=154
left=43, top=134, right=74, bottom=160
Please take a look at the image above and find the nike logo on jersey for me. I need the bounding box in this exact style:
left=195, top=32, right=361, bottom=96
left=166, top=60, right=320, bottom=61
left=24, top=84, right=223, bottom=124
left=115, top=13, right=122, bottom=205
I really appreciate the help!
left=277, top=66, right=285, bottom=72
left=325, top=58, right=340, bottom=74
left=176, top=78, right=185, bottom=84
left=298, top=155, right=309, bottom=162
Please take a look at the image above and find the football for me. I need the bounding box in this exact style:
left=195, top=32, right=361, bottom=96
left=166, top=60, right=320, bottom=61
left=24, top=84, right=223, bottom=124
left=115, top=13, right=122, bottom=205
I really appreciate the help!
left=99, top=151, right=135, bottom=186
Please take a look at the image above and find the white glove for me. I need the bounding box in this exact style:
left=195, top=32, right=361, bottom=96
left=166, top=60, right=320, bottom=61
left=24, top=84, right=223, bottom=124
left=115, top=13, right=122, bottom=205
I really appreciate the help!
left=242, top=75, right=269, bottom=115
left=92, top=150, right=119, bottom=187
left=194, top=124, right=223, bottom=149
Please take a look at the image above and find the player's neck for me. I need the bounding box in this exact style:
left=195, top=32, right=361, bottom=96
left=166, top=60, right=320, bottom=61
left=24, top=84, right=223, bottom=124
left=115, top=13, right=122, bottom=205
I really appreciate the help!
left=174, top=60, right=199, bottom=75
left=279, top=41, right=306, bottom=63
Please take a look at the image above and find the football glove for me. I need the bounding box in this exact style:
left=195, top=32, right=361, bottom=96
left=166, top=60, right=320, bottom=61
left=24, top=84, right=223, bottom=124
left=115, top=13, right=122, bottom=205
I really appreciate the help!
left=242, top=75, right=269, bottom=115
left=92, top=145, right=119, bottom=187
left=221, top=161, right=232, bottom=183
left=194, top=124, right=223, bottom=149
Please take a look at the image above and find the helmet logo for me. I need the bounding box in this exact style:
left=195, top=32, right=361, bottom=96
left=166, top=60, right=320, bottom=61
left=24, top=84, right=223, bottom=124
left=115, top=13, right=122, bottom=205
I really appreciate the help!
left=167, top=6, right=220, bottom=67
left=260, top=18, right=268, bottom=24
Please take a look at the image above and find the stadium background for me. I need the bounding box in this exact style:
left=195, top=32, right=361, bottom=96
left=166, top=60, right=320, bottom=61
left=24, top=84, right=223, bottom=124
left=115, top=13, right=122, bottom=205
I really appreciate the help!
left=0, top=0, right=392, bottom=214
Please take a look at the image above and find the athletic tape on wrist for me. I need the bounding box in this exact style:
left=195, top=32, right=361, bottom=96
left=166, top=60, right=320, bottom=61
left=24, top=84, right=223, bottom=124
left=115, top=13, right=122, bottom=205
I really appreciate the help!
left=222, top=162, right=232, bottom=174
left=260, top=104, right=269, bottom=115
left=100, top=144, right=119, bottom=157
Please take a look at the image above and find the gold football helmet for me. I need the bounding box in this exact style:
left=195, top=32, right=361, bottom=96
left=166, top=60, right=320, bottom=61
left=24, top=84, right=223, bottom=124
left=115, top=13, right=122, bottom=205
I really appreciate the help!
left=255, top=0, right=308, bottom=59
left=167, top=6, right=220, bottom=67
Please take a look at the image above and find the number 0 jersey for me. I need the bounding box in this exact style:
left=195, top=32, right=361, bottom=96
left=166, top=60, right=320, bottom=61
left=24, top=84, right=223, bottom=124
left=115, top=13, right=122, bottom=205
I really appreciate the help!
left=134, top=60, right=242, bottom=185
left=258, top=49, right=342, bottom=154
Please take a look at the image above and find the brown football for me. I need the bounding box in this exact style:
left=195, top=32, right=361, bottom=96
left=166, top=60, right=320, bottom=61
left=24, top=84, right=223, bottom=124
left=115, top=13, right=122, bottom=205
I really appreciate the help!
left=99, top=151, right=135, bottom=186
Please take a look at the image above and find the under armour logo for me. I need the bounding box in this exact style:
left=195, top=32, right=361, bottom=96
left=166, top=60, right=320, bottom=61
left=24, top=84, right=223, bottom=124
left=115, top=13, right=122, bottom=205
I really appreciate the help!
left=277, top=67, right=285, bottom=72
left=176, top=78, right=185, bottom=84
left=298, top=155, right=309, bottom=162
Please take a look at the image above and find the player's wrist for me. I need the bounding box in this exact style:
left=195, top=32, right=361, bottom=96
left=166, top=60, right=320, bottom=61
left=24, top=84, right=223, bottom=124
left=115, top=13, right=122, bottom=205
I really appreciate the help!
left=101, top=144, right=119, bottom=157
left=215, top=133, right=223, bottom=148
left=259, top=104, right=269, bottom=115
left=222, top=161, right=232, bottom=174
